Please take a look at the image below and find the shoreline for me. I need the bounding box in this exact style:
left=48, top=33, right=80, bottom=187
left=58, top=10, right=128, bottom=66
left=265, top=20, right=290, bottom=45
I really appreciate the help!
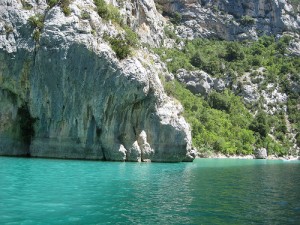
left=197, top=152, right=299, bottom=160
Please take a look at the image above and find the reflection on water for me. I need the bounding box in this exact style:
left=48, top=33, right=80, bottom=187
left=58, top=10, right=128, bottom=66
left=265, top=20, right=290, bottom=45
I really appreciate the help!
left=0, top=157, right=299, bottom=224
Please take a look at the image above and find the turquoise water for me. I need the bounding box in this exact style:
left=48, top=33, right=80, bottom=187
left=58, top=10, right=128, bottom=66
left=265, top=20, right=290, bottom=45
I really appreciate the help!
left=0, top=157, right=299, bottom=225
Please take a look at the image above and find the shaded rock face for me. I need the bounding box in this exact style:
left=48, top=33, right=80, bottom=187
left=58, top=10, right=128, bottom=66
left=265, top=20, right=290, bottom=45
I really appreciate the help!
left=156, top=0, right=300, bottom=40
left=0, top=0, right=193, bottom=162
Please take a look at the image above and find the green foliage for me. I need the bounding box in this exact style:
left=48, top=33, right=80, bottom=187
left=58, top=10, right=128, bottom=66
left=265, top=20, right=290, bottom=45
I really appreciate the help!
left=165, top=81, right=255, bottom=155
left=21, top=0, right=33, bottom=9
left=123, top=25, right=139, bottom=47
left=81, top=11, right=90, bottom=20
left=240, top=15, right=255, bottom=25
left=190, top=52, right=205, bottom=68
left=296, top=133, right=300, bottom=147
left=28, top=14, right=45, bottom=29
left=33, top=30, right=41, bottom=42
left=47, top=0, right=71, bottom=16
left=249, top=111, right=270, bottom=138
left=106, top=34, right=131, bottom=59
left=170, top=12, right=182, bottom=25
left=94, top=0, right=121, bottom=23
left=164, top=26, right=177, bottom=39
left=61, top=0, right=72, bottom=16
left=28, top=14, right=45, bottom=42
left=47, top=0, right=58, bottom=8
left=94, top=0, right=139, bottom=59
left=155, top=2, right=164, bottom=13
left=225, top=42, right=245, bottom=61
left=94, top=0, right=108, bottom=19
left=208, top=91, right=231, bottom=112
left=155, top=34, right=299, bottom=155
left=4, top=24, right=13, bottom=33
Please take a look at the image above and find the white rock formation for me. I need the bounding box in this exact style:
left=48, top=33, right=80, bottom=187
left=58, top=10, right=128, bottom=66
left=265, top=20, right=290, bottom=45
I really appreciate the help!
left=0, top=0, right=193, bottom=162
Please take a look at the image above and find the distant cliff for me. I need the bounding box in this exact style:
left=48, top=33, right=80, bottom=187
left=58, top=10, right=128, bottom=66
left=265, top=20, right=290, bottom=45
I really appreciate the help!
left=156, top=0, right=300, bottom=40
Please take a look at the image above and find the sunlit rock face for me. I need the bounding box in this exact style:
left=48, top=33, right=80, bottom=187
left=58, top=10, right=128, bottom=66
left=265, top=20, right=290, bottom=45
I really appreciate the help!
left=0, top=0, right=193, bottom=162
left=155, top=0, right=300, bottom=40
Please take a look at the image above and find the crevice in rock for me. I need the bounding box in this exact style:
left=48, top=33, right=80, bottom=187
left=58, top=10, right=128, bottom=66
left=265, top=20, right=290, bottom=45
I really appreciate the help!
left=17, top=104, right=36, bottom=156
left=101, top=147, right=107, bottom=161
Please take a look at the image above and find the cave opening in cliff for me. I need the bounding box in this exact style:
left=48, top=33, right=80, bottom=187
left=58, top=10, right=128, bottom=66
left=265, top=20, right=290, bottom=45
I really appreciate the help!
left=17, top=104, right=36, bottom=156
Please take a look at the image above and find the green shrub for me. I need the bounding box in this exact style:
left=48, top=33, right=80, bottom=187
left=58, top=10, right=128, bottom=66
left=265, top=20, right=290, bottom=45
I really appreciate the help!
left=81, top=11, right=90, bottom=20
left=249, top=111, right=270, bottom=138
left=170, top=12, right=182, bottom=25
left=94, top=0, right=108, bottom=19
left=28, top=14, right=45, bottom=42
left=4, top=24, right=13, bottom=33
left=94, top=0, right=121, bottom=23
left=47, top=0, right=71, bottom=16
left=33, top=30, right=41, bottom=42
left=164, top=26, right=177, bottom=39
left=21, top=0, right=33, bottom=9
left=108, top=34, right=131, bottom=59
left=190, top=52, right=205, bottom=68
left=123, top=25, right=139, bottom=47
left=61, top=0, right=71, bottom=16
left=240, top=15, right=255, bottom=25
left=225, top=42, right=245, bottom=61
left=47, top=0, right=58, bottom=8
left=28, top=14, right=44, bottom=29
left=94, top=0, right=139, bottom=58
left=208, top=91, right=231, bottom=112
left=296, top=133, right=300, bottom=147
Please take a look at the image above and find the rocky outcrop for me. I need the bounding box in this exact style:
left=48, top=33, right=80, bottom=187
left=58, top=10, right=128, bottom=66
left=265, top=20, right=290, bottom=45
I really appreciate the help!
left=118, top=0, right=166, bottom=47
left=0, top=0, right=193, bottom=162
left=176, top=69, right=226, bottom=95
left=156, top=0, right=300, bottom=40
left=255, top=148, right=268, bottom=159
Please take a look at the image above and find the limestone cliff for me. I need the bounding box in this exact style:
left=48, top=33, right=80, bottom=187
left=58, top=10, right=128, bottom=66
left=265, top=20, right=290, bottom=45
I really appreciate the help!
left=0, top=0, right=193, bottom=162
left=156, top=0, right=300, bottom=40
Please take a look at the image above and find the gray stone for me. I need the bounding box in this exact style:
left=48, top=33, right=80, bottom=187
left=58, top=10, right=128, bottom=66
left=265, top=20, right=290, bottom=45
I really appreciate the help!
left=176, top=69, right=225, bottom=95
left=156, top=0, right=300, bottom=40
left=255, top=148, right=268, bottom=159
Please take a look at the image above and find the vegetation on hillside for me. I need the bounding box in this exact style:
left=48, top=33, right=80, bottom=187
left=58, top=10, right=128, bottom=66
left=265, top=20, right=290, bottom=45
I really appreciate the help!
left=155, top=35, right=300, bottom=156
left=46, top=0, right=72, bottom=16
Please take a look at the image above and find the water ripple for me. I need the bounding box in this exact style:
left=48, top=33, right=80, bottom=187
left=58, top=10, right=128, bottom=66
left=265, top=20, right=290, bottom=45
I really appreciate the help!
left=0, top=157, right=299, bottom=224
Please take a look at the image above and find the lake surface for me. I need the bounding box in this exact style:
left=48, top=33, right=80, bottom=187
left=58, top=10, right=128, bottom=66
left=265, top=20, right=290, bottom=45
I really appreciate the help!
left=0, top=157, right=299, bottom=225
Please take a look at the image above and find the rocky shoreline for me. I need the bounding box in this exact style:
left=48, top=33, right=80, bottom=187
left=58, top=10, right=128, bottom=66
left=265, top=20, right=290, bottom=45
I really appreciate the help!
left=197, top=152, right=299, bottom=160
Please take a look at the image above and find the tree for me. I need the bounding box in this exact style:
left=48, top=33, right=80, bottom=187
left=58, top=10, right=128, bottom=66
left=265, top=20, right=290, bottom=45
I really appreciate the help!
left=249, top=111, right=270, bottom=138
left=225, top=42, right=245, bottom=61
left=190, top=51, right=205, bottom=68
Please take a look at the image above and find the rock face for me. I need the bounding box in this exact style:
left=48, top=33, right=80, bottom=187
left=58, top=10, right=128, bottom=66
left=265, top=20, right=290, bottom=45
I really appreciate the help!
left=118, top=0, right=166, bottom=47
left=255, top=148, right=268, bottom=159
left=156, top=0, right=300, bottom=40
left=176, top=69, right=225, bottom=96
left=0, top=0, right=193, bottom=162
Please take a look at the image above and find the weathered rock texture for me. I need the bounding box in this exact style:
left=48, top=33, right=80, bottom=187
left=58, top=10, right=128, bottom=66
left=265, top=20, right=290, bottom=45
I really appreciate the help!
left=156, top=0, right=300, bottom=40
left=0, top=0, right=193, bottom=162
left=176, top=69, right=226, bottom=96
